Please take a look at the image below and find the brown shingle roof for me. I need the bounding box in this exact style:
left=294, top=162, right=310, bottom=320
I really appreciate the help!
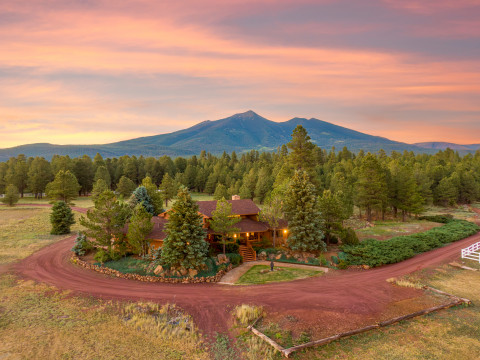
left=147, top=216, right=168, bottom=240
left=197, top=199, right=260, bottom=218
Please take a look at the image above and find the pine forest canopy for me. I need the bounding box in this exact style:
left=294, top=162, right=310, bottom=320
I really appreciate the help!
left=1, top=128, right=480, bottom=221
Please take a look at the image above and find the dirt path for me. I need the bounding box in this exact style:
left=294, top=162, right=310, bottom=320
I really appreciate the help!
left=10, top=204, right=480, bottom=334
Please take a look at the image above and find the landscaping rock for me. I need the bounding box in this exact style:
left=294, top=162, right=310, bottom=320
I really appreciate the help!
left=276, top=254, right=282, bottom=260
left=179, top=267, right=188, bottom=276
left=259, top=251, right=267, bottom=260
left=362, top=265, right=370, bottom=270
left=188, top=269, right=198, bottom=277
left=217, top=254, right=228, bottom=264
left=153, top=265, right=164, bottom=275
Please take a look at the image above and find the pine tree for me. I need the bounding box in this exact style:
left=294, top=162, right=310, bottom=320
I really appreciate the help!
left=210, top=198, right=241, bottom=254
left=116, top=175, right=136, bottom=198
left=284, top=170, right=326, bottom=252
left=50, top=201, right=76, bottom=235
left=129, top=186, right=155, bottom=215
left=94, top=166, right=111, bottom=188
left=213, top=183, right=228, bottom=200
left=354, top=154, right=387, bottom=221
left=318, top=190, right=347, bottom=244
left=1, top=184, right=20, bottom=206
left=45, top=170, right=81, bottom=204
left=73, top=155, right=94, bottom=196
left=160, top=173, right=178, bottom=207
left=127, top=204, right=154, bottom=257
left=287, top=125, right=316, bottom=175
left=91, top=179, right=109, bottom=200
left=161, top=186, right=208, bottom=269
left=27, top=157, right=53, bottom=198
left=80, top=190, right=130, bottom=256
left=141, top=176, right=163, bottom=214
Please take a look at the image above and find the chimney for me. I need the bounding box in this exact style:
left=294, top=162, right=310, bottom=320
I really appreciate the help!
left=231, top=195, right=240, bottom=201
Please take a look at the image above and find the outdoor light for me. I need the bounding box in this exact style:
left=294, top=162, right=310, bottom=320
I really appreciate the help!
left=234, top=234, right=237, bottom=238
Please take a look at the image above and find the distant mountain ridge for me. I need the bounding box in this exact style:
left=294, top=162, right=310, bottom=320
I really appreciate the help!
left=0, top=111, right=475, bottom=160
left=414, top=142, right=480, bottom=151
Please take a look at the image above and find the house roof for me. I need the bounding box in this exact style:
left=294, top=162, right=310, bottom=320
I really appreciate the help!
left=197, top=199, right=260, bottom=218
left=147, top=216, right=168, bottom=240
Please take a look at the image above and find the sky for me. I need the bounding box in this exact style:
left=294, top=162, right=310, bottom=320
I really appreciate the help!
left=1, top=0, right=480, bottom=148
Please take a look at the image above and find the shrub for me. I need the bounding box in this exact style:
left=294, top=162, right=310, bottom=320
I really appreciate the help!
left=50, top=201, right=75, bottom=235
left=94, top=248, right=111, bottom=264
left=71, top=232, right=92, bottom=256
left=331, top=255, right=339, bottom=265
left=317, top=254, right=328, bottom=266
left=329, top=235, right=339, bottom=244
left=226, top=253, right=242, bottom=266
left=225, top=241, right=239, bottom=254
left=418, top=214, right=454, bottom=223
left=257, top=248, right=280, bottom=256
left=307, top=257, right=320, bottom=265
left=1, top=184, right=19, bottom=206
left=342, top=219, right=479, bottom=267
left=340, top=227, right=359, bottom=245
left=233, top=304, right=264, bottom=327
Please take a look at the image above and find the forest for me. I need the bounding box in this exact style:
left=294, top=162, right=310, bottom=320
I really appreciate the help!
left=1, top=125, right=480, bottom=224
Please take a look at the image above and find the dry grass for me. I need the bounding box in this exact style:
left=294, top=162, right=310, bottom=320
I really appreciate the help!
left=233, top=304, right=264, bottom=327
left=0, top=274, right=209, bottom=360
left=0, top=207, right=84, bottom=265
left=17, top=196, right=94, bottom=208
left=356, top=220, right=441, bottom=241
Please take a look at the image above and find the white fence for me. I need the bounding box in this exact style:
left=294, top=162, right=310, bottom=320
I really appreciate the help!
left=462, top=241, right=480, bottom=262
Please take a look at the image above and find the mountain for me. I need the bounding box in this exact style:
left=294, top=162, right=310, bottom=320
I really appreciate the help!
left=0, top=111, right=455, bottom=161
left=414, top=142, right=480, bottom=152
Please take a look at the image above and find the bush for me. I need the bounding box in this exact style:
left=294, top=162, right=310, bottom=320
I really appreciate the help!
left=257, top=248, right=280, bottom=256
left=233, top=304, right=264, bottom=327
left=307, top=257, right=320, bottom=265
left=50, top=201, right=75, bottom=235
left=71, top=232, right=92, bottom=256
left=226, top=253, right=242, bottom=266
left=317, top=254, right=328, bottom=266
left=94, top=248, right=112, bottom=264
left=329, top=235, right=339, bottom=244
left=342, top=219, right=479, bottom=267
left=225, top=240, right=240, bottom=254
left=340, top=227, right=359, bottom=245
left=418, top=214, right=454, bottom=223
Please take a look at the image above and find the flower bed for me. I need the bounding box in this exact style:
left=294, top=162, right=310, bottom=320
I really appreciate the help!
left=71, top=252, right=232, bottom=284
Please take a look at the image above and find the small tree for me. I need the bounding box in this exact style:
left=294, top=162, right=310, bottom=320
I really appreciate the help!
left=210, top=198, right=241, bottom=254
left=284, top=170, right=325, bottom=252
left=50, top=201, right=76, bottom=235
left=45, top=170, right=81, bottom=204
left=129, top=186, right=155, bottom=215
left=116, top=175, right=137, bottom=198
left=259, top=196, right=283, bottom=248
left=161, top=186, right=208, bottom=269
left=141, top=176, right=163, bottom=214
left=1, top=184, right=20, bottom=206
left=213, top=183, right=228, bottom=200
left=80, top=190, right=131, bottom=258
left=127, top=204, right=154, bottom=257
left=318, top=190, right=347, bottom=244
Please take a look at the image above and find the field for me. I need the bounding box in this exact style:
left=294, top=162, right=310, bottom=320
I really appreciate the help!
left=0, top=275, right=209, bottom=360
left=236, top=265, right=323, bottom=285
left=356, top=220, right=441, bottom=241
left=18, top=196, right=95, bottom=209
left=0, top=206, right=84, bottom=266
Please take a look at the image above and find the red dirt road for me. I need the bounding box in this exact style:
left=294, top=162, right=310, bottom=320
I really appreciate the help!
left=11, top=205, right=480, bottom=334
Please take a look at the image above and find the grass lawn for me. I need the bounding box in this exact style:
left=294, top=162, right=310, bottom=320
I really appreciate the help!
left=236, top=265, right=322, bottom=285
left=356, top=220, right=442, bottom=241
left=0, top=207, right=84, bottom=265
left=0, top=274, right=209, bottom=359
left=18, top=196, right=94, bottom=208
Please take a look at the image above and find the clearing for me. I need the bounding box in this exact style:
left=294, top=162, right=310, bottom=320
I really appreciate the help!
left=236, top=264, right=323, bottom=285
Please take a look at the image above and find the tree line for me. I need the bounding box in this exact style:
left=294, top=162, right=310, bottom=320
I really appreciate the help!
left=2, top=126, right=480, bottom=223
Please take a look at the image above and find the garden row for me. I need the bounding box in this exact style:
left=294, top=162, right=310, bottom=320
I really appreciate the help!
left=341, top=217, right=479, bottom=267
left=71, top=253, right=233, bottom=283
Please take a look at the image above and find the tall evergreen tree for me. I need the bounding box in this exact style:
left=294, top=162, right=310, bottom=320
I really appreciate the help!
left=50, top=201, right=75, bottom=235
left=318, top=190, right=347, bottom=244
left=94, top=166, right=111, bottom=188
left=259, top=196, right=284, bottom=248
left=27, top=157, right=53, bottom=198
left=91, top=179, right=109, bottom=200
left=161, top=186, right=208, bottom=269
left=213, top=183, right=229, bottom=200
left=287, top=125, right=316, bottom=175
left=130, top=186, right=155, bottom=215
left=160, top=173, right=177, bottom=207
left=284, top=170, right=325, bottom=252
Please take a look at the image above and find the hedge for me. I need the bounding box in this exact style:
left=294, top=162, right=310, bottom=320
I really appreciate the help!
left=341, top=219, right=479, bottom=267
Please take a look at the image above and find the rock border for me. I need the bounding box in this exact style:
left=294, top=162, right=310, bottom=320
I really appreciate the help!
left=70, top=252, right=232, bottom=284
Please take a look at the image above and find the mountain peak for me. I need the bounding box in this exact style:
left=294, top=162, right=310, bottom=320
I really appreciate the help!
left=231, top=110, right=262, bottom=120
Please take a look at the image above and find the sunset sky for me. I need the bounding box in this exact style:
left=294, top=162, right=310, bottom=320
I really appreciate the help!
left=1, top=0, right=480, bottom=148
